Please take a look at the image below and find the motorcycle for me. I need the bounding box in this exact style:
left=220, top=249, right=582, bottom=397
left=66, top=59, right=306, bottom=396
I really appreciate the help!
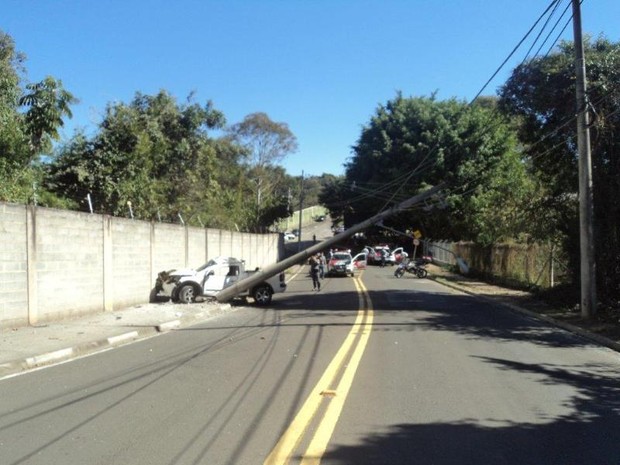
left=394, top=258, right=428, bottom=279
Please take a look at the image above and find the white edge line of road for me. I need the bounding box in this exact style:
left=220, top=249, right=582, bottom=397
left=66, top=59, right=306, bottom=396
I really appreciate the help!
left=25, top=347, right=74, bottom=367
left=107, top=331, right=140, bottom=345
left=0, top=305, right=236, bottom=381
left=156, top=320, right=181, bottom=332
left=287, top=263, right=308, bottom=283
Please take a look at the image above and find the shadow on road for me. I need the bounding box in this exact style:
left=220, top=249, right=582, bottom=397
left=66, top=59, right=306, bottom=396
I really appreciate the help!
left=274, top=282, right=603, bottom=349
left=319, top=355, right=620, bottom=464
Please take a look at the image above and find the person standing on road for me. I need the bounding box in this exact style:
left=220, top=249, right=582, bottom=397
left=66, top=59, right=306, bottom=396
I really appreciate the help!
left=318, top=252, right=326, bottom=279
left=309, top=255, right=321, bottom=291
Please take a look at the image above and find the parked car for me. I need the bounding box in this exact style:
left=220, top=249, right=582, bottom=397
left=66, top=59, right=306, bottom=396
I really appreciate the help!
left=391, top=247, right=409, bottom=264
left=330, top=246, right=351, bottom=254
left=283, top=232, right=296, bottom=241
left=352, top=252, right=367, bottom=270
left=363, top=245, right=393, bottom=265
left=327, top=252, right=366, bottom=276
left=153, top=256, right=286, bottom=305
left=327, top=252, right=355, bottom=277
left=315, top=215, right=326, bottom=222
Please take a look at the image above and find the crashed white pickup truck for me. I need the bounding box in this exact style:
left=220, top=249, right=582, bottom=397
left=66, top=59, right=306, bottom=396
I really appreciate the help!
left=153, top=256, right=286, bottom=305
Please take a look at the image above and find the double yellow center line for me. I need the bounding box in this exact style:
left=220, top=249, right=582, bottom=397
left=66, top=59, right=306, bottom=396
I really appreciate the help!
left=264, top=277, right=374, bottom=465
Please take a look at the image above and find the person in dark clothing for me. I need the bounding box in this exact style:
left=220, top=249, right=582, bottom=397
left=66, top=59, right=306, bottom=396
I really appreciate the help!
left=380, top=249, right=387, bottom=267
left=309, top=255, right=321, bottom=290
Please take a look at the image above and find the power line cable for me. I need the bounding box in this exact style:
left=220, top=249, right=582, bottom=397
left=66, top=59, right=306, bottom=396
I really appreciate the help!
left=340, top=0, right=580, bottom=226
left=522, top=0, right=565, bottom=62
left=544, top=12, right=574, bottom=57
left=470, top=0, right=563, bottom=104
left=534, top=0, right=573, bottom=58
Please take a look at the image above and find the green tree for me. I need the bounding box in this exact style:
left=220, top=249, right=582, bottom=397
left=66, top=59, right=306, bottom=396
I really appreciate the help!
left=0, top=31, right=29, bottom=201
left=0, top=30, right=76, bottom=205
left=333, top=93, right=533, bottom=245
left=317, top=175, right=347, bottom=226
left=300, top=173, right=340, bottom=209
left=227, top=112, right=298, bottom=231
left=19, top=76, right=77, bottom=157
left=499, top=37, right=620, bottom=300
left=227, top=112, right=298, bottom=168
left=47, top=90, right=228, bottom=219
left=46, top=91, right=300, bottom=232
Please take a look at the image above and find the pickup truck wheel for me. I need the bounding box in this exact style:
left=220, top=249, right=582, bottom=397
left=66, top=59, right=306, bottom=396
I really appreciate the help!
left=253, top=285, right=272, bottom=306
left=178, top=284, right=197, bottom=304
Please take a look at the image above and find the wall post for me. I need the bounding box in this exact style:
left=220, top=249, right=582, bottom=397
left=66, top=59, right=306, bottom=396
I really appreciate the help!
left=103, top=216, right=113, bottom=311
left=26, top=205, right=38, bottom=325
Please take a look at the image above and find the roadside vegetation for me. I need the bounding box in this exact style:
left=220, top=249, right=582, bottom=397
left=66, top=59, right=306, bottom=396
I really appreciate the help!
left=320, top=37, right=620, bottom=313
left=0, top=30, right=332, bottom=233
left=1, top=28, right=619, bottom=315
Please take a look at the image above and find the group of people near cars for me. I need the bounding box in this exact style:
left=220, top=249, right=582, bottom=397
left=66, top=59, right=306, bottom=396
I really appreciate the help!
left=307, top=245, right=420, bottom=290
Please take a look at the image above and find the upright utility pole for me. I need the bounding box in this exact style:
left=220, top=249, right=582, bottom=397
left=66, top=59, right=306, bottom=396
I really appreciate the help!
left=572, top=0, right=597, bottom=317
left=297, top=171, right=304, bottom=252
left=286, top=187, right=292, bottom=230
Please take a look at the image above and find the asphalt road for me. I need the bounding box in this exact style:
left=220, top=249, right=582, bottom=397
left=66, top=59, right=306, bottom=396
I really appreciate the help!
left=1, top=262, right=619, bottom=464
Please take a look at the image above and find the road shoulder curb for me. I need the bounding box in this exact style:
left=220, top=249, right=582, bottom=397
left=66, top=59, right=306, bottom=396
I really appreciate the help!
left=0, top=303, right=234, bottom=379
left=430, top=275, right=620, bottom=353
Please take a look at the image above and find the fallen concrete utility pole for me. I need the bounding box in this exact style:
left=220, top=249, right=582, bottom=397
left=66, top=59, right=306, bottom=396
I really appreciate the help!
left=216, top=183, right=446, bottom=303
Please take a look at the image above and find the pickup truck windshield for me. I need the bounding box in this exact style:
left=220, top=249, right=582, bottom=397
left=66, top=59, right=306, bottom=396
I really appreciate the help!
left=196, top=259, right=218, bottom=272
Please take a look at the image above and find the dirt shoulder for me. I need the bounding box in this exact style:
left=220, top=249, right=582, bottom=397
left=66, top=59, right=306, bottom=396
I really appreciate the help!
left=426, top=264, right=620, bottom=351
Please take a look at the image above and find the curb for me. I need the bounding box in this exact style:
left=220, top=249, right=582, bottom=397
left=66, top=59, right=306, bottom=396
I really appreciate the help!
left=429, top=275, right=620, bottom=353
left=0, top=303, right=234, bottom=379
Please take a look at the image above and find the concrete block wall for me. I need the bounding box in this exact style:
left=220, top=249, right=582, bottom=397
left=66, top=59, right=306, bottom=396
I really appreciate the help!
left=34, top=207, right=105, bottom=323
left=427, top=240, right=557, bottom=288
left=0, top=202, right=283, bottom=327
left=244, top=233, right=256, bottom=269
left=152, top=223, right=186, bottom=275
left=427, top=241, right=457, bottom=266
left=187, top=227, right=207, bottom=268
left=109, top=217, right=152, bottom=310
left=0, top=203, right=28, bottom=327
left=257, top=233, right=280, bottom=271
left=219, top=230, right=234, bottom=260
left=231, top=232, right=243, bottom=265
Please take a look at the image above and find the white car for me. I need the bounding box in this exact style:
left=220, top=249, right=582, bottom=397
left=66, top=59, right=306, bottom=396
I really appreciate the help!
left=390, top=247, right=409, bottom=264
left=363, top=245, right=392, bottom=265
left=283, top=232, right=296, bottom=241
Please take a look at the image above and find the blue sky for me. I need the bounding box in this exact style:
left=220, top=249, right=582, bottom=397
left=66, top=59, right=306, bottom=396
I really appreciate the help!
left=4, top=0, right=619, bottom=177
